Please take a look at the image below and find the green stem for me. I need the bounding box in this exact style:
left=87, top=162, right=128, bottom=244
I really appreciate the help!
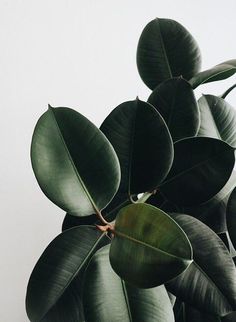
left=136, top=191, right=156, bottom=203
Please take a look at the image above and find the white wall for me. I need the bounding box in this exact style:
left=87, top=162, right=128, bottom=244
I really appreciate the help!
left=1, top=1, right=236, bottom=321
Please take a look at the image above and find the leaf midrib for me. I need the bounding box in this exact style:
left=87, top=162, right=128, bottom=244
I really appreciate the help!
left=49, top=107, right=100, bottom=214
left=159, top=146, right=232, bottom=188
left=156, top=18, right=173, bottom=80
left=193, top=261, right=233, bottom=312
left=114, top=229, right=192, bottom=262
left=38, top=231, right=106, bottom=322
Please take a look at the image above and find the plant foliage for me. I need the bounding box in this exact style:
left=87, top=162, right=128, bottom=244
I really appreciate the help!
left=26, top=17, right=236, bottom=322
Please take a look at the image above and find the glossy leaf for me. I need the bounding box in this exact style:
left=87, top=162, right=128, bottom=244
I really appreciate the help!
left=166, top=214, right=236, bottom=316
left=110, top=203, right=192, bottom=288
left=183, top=171, right=236, bottom=233
left=190, top=60, right=236, bottom=89
left=198, top=95, right=236, bottom=147
left=83, top=245, right=175, bottom=322
left=160, top=137, right=235, bottom=206
left=26, top=226, right=109, bottom=322
left=226, top=187, right=236, bottom=249
left=100, top=99, right=173, bottom=197
left=31, top=106, right=120, bottom=217
left=137, top=18, right=201, bottom=89
left=148, top=77, right=200, bottom=141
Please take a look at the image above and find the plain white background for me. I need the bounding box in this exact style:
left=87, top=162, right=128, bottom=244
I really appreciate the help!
left=1, top=1, right=236, bottom=321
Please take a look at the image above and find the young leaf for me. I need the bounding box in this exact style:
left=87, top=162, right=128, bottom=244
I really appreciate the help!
left=198, top=95, right=236, bottom=147
left=137, top=18, right=201, bottom=89
left=26, top=226, right=110, bottom=322
left=83, top=244, right=175, bottom=322
left=100, top=99, right=173, bottom=197
left=31, top=106, right=120, bottom=217
left=160, top=137, right=235, bottom=206
left=148, top=77, right=200, bottom=142
left=109, top=203, right=192, bottom=288
left=190, top=59, right=236, bottom=89
left=166, top=214, right=236, bottom=317
left=226, top=187, right=236, bottom=249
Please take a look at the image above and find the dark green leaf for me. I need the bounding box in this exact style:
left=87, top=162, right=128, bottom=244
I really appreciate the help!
left=198, top=95, right=236, bottom=147
left=31, top=106, right=120, bottom=217
left=166, top=214, right=236, bottom=316
left=190, top=60, right=236, bottom=89
left=110, top=203, right=192, bottom=288
left=100, top=99, right=173, bottom=198
left=226, top=187, right=236, bottom=249
left=148, top=77, right=200, bottom=141
left=26, top=226, right=109, bottom=322
left=160, top=137, right=235, bottom=206
left=83, top=244, right=175, bottom=322
left=137, top=18, right=201, bottom=89
left=183, top=171, right=236, bottom=233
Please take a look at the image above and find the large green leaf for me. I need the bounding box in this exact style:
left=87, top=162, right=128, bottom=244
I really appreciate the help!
left=109, top=203, right=192, bottom=288
left=31, top=106, right=120, bottom=217
left=190, top=60, right=236, bottom=89
left=183, top=171, right=236, bottom=233
left=166, top=214, right=236, bottom=316
left=83, top=244, right=175, bottom=322
left=100, top=99, right=173, bottom=198
left=148, top=77, right=200, bottom=141
left=226, top=187, right=236, bottom=249
left=159, top=137, right=235, bottom=206
left=136, top=18, right=201, bottom=89
left=26, top=226, right=109, bottom=322
left=198, top=95, right=236, bottom=146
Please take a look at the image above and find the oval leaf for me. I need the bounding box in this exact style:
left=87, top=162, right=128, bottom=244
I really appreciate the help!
left=166, top=214, right=236, bottom=316
left=137, top=18, right=201, bottom=89
left=198, top=95, right=236, bottom=147
left=26, top=226, right=109, bottom=322
left=100, top=99, right=173, bottom=197
left=190, top=60, right=236, bottom=89
left=109, top=203, right=192, bottom=288
left=31, top=106, right=120, bottom=216
left=148, top=77, right=200, bottom=141
left=83, top=244, right=175, bottom=322
left=226, top=187, right=236, bottom=249
left=159, top=137, right=235, bottom=206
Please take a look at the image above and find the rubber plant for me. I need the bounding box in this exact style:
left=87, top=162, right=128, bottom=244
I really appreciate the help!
left=26, top=18, right=236, bottom=322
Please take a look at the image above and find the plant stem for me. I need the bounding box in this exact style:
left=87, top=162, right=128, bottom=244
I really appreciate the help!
left=221, top=83, right=236, bottom=99
left=136, top=190, right=156, bottom=203
left=95, top=210, right=109, bottom=225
